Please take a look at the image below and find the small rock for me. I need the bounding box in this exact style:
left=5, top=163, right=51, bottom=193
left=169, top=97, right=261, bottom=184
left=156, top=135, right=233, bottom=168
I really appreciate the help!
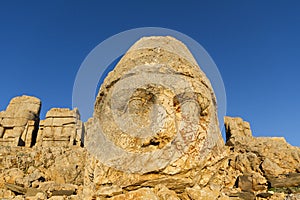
left=229, top=191, right=255, bottom=200
left=237, top=175, right=253, bottom=192
left=0, top=188, right=15, bottom=198
left=26, top=192, right=47, bottom=200
left=4, top=168, right=24, bottom=184
left=95, top=185, right=122, bottom=197
left=25, top=188, right=45, bottom=197
left=5, top=183, right=26, bottom=194
left=51, top=190, right=75, bottom=196
left=186, top=184, right=220, bottom=200
left=38, top=181, right=77, bottom=195
left=268, top=173, right=300, bottom=188
left=48, top=196, right=65, bottom=200
left=262, top=158, right=285, bottom=177
left=154, top=184, right=180, bottom=200
left=110, top=188, right=159, bottom=200
left=256, top=192, right=273, bottom=198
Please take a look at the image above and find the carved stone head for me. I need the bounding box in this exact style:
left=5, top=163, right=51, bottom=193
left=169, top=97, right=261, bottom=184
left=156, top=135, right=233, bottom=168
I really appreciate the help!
left=87, top=36, right=224, bottom=175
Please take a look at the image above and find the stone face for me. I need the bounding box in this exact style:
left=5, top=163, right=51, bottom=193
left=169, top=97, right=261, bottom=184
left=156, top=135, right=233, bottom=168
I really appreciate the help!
left=0, top=95, right=41, bottom=147
left=91, top=36, right=225, bottom=173
left=85, top=36, right=225, bottom=197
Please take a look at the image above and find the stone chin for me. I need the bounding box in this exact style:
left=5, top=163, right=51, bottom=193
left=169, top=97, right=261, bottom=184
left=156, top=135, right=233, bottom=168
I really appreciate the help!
left=86, top=36, right=224, bottom=174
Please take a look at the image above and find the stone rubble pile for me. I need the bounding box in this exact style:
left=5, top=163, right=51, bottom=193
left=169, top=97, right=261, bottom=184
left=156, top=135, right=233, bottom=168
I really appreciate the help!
left=0, top=145, right=85, bottom=200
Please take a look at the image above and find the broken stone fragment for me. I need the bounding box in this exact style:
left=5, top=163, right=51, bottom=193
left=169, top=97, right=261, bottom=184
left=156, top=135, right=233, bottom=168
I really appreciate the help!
left=154, top=184, right=180, bottom=200
left=110, top=188, right=159, bottom=200
left=0, top=188, right=15, bottom=198
left=0, top=126, right=4, bottom=138
left=267, top=173, right=300, bottom=188
left=5, top=183, right=26, bottom=194
left=261, top=158, right=285, bottom=177
left=186, top=184, right=221, bottom=200
left=46, top=108, right=79, bottom=118
left=25, top=188, right=45, bottom=197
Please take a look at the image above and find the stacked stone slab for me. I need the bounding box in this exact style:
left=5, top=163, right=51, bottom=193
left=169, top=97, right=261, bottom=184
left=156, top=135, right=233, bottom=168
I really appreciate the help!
left=36, top=108, right=84, bottom=147
left=0, top=95, right=41, bottom=147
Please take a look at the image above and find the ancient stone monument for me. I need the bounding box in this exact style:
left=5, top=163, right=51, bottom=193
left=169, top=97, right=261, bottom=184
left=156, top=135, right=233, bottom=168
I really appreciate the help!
left=0, top=36, right=300, bottom=200
left=36, top=108, right=83, bottom=147
left=83, top=36, right=226, bottom=198
left=0, top=96, right=41, bottom=147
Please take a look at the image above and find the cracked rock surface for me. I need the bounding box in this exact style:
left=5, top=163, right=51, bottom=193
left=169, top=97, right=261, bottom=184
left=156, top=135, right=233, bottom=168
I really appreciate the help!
left=0, top=36, right=300, bottom=200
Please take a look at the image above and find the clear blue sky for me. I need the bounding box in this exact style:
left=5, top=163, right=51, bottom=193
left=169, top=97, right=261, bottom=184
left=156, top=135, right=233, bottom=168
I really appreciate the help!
left=0, top=1, right=299, bottom=146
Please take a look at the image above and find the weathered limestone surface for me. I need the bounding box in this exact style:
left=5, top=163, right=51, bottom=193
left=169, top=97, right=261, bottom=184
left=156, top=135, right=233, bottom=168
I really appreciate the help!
left=0, top=95, right=41, bottom=147
left=225, top=116, right=300, bottom=175
left=37, top=108, right=84, bottom=147
left=0, top=110, right=299, bottom=200
left=84, top=36, right=226, bottom=199
left=1, top=36, right=300, bottom=199
left=221, top=117, right=300, bottom=199
left=0, top=145, right=85, bottom=199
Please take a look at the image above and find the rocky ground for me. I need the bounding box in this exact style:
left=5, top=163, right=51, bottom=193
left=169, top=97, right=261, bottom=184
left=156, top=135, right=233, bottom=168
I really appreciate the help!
left=1, top=36, right=299, bottom=199
left=0, top=116, right=299, bottom=199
